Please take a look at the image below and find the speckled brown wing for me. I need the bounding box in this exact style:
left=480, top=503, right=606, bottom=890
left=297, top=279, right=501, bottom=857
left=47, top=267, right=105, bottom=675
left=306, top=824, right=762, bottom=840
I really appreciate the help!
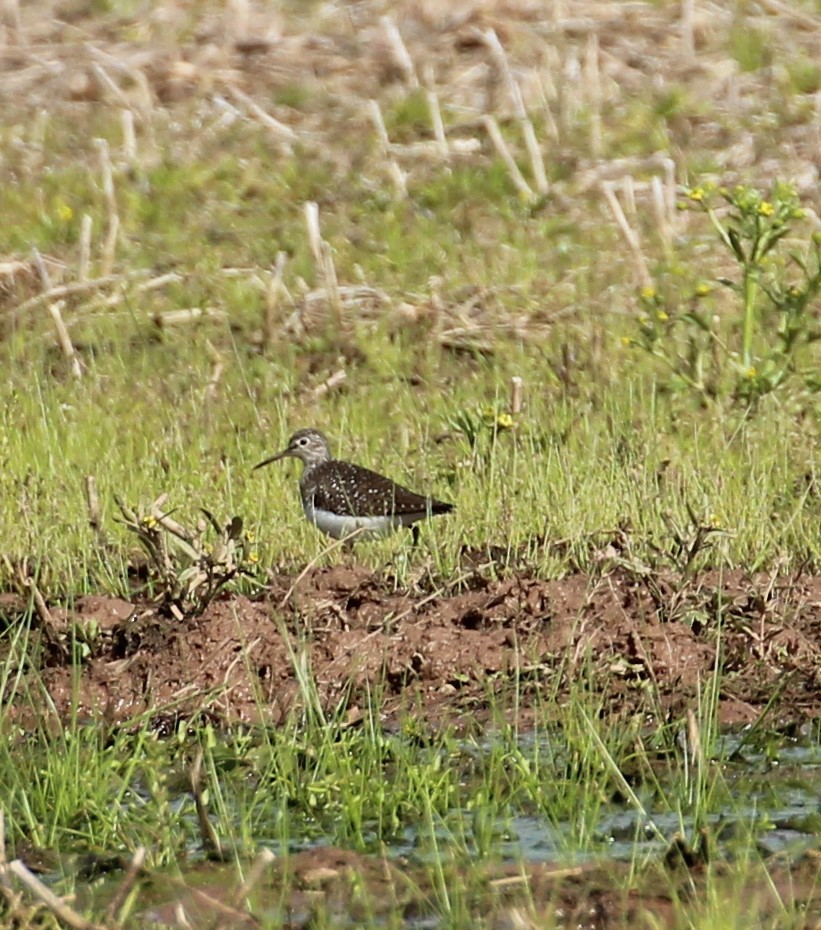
left=304, top=461, right=453, bottom=518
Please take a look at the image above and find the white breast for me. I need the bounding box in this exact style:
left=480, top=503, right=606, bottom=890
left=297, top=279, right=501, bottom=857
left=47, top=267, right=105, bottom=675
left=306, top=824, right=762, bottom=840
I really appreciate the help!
left=303, top=500, right=402, bottom=540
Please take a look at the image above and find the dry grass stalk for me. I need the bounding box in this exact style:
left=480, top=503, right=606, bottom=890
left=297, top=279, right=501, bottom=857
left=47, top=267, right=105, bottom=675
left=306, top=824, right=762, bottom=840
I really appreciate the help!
left=304, top=202, right=343, bottom=324
left=86, top=44, right=154, bottom=113
left=85, top=474, right=105, bottom=541
left=686, top=708, right=703, bottom=778
left=78, top=213, right=93, bottom=282
left=223, top=82, right=297, bottom=143
left=204, top=339, right=224, bottom=403
left=426, top=86, right=449, bottom=159
left=31, top=246, right=51, bottom=291
left=311, top=367, right=347, bottom=399
left=97, top=138, right=117, bottom=220
left=7, top=859, right=110, bottom=930
left=584, top=33, right=602, bottom=159
left=600, top=181, right=652, bottom=289
left=97, top=139, right=120, bottom=275
left=32, top=247, right=82, bottom=378
left=483, top=29, right=548, bottom=195
left=104, top=846, right=146, bottom=927
left=621, top=175, right=637, bottom=220
left=121, top=108, right=137, bottom=164
left=304, top=201, right=323, bottom=269
left=10, top=271, right=148, bottom=324
left=100, top=212, right=119, bottom=277
left=482, top=115, right=534, bottom=200
left=321, top=240, right=343, bottom=326
left=510, top=376, right=524, bottom=415
left=367, top=98, right=407, bottom=197
left=49, top=301, right=82, bottom=378
left=227, top=847, right=275, bottom=910
left=263, top=250, right=287, bottom=351
left=535, top=70, right=560, bottom=143
left=189, top=749, right=225, bottom=861
left=381, top=16, right=418, bottom=87
left=423, top=64, right=448, bottom=159
left=90, top=62, right=130, bottom=108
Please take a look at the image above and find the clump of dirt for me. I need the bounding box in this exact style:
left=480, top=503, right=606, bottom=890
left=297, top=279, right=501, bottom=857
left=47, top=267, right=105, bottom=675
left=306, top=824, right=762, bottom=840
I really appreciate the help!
left=5, top=566, right=819, bottom=729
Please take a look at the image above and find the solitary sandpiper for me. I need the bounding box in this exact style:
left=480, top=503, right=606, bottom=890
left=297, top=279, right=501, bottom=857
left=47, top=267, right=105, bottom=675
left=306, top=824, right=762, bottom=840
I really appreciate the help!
left=253, top=428, right=454, bottom=543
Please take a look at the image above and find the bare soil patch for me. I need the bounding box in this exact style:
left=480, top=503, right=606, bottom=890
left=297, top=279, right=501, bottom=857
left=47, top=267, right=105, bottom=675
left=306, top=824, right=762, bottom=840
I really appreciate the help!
left=5, top=567, right=819, bottom=730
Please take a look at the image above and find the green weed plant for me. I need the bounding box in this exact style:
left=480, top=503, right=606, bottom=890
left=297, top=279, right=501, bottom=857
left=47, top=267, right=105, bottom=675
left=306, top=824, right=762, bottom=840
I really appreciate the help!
left=632, top=181, right=821, bottom=405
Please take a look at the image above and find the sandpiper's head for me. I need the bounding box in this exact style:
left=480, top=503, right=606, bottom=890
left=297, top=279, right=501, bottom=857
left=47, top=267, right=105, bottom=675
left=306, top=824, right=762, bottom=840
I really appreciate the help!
left=253, top=428, right=332, bottom=471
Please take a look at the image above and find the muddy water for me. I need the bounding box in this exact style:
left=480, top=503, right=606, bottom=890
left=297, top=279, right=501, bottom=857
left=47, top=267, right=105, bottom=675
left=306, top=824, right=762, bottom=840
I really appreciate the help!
left=384, top=738, right=820, bottom=865
left=156, top=733, right=817, bottom=867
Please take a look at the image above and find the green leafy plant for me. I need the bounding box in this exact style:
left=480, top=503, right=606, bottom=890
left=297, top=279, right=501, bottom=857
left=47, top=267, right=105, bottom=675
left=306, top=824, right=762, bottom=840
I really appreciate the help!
left=114, top=495, right=256, bottom=618
left=630, top=181, right=821, bottom=404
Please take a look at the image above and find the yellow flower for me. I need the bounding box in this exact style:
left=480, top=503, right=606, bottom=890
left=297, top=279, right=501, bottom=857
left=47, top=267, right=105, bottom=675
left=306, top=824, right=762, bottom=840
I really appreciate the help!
left=708, top=513, right=721, bottom=528
left=687, top=187, right=704, bottom=202
left=496, top=413, right=514, bottom=430
left=141, top=515, right=157, bottom=528
left=640, top=286, right=657, bottom=300
left=56, top=201, right=73, bottom=222
left=245, top=530, right=255, bottom=542
left=758, top=201, right=774, bottom=217
left=695, top=282, right=712, bottom=297
left=745, top=366, right=757, bottom=378
left=656, top=310, right=669, bottom=322
left=620, top=336, right=633, bottom=346
left=248, top=551, right=260, bottom=564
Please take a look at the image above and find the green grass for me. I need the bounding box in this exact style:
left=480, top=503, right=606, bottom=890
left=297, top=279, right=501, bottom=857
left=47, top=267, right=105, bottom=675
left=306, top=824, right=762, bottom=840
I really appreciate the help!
left=2, top=1, right=820, bottom=926
left=0, top=653, right=816, bottom=927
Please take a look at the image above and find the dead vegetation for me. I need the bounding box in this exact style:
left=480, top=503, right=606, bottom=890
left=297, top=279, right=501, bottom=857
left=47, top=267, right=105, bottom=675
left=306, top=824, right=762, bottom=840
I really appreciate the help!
left=2, top=0, right=819, bottom=365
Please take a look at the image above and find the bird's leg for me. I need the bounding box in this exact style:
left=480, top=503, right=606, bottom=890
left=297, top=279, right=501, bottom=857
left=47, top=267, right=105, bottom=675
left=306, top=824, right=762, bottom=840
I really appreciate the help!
left=411, top=524, right=420, bottom=547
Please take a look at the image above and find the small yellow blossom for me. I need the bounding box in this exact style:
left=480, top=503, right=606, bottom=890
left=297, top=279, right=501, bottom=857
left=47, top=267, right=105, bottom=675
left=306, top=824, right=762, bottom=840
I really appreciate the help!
left=640, top=286, right=657, bottom=301
left=141, top=515, right=157, bottom=528
left=695, top=282, right=712, bottom=297
left=245, top=530, right=255, bottom=542
left=248, top=551, right=260, bottom=564
left=708, top=513, right=721, bottom=528
left=656, top=310, right=669, bottom=322
left=687, top=187, right=705, bottom=202
left=496, top=413, right=514, bottom=430
left=56, top=201, right=73, bottom=222
left=745, top=366, right=757, bottom=378
left=620, top=336, right=633, bottom=346
left=758, top=201, right=774, bottom=217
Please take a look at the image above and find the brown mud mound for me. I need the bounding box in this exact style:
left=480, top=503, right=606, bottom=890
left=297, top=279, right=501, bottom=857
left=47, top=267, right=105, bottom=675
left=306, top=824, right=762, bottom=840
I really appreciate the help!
left=8, top=567, right=821, bottom=729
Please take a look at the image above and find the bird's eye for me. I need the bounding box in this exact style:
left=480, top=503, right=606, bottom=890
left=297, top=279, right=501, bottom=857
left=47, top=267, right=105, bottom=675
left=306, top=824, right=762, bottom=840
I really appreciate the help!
left=298, top=437, right=308, bottom=446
